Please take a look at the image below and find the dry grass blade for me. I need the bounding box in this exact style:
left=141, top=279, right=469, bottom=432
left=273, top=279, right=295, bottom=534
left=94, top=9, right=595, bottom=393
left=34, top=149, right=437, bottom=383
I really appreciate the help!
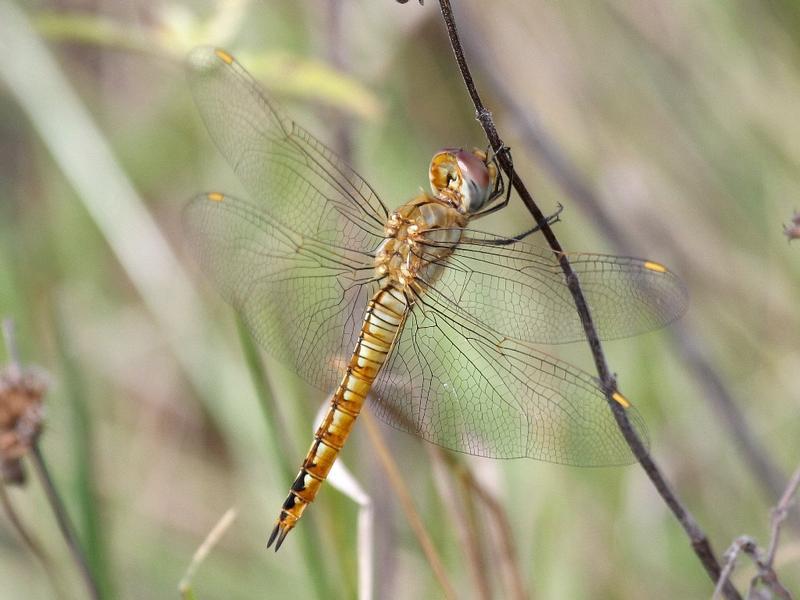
left=178, top=507, right=237, bottom=599
left=429, top=449, right=491, bottom=600
left=0, top=483, right=49, bottom=572
left=361, top=411, right=456, bottom=600
left=456, top=464, right=527, bottom=600
left=430, top=448, right=527, bottom=600
left=0, top=481, right=67, bottom=598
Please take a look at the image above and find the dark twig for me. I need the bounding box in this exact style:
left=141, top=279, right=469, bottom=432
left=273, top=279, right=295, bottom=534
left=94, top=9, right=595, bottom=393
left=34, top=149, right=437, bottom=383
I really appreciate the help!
left=434, top=2, right=740, bottom=598
left=30, top=443, right=100, bottom=600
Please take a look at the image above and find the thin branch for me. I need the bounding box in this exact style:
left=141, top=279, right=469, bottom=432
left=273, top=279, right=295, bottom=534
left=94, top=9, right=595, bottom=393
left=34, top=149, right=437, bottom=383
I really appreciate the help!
left=749, top=570, right=793, bottom=600
left=711, top=464, right=800, bottom=599
left=434, top=2, right=739, bottom=598
left=765, top=463, right=800, bottom=568
left=741, top=463, right=800, bottom=598
left=29, top=443, right=100, bottom=600
left=748, top=576, right=792, bottom=600
left=361, top=412, right=456, bottom=600
left=712, top=521, right=795, bottom=600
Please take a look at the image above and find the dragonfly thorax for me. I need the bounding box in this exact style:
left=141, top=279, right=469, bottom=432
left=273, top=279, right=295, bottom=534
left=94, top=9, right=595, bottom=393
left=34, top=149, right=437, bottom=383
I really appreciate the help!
left=375, top=195, right=467, bottom=290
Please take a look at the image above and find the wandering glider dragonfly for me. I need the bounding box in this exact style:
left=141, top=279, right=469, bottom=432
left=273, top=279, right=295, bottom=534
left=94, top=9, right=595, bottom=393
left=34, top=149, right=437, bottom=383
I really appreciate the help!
left=185, top=47, right=688, bottom=551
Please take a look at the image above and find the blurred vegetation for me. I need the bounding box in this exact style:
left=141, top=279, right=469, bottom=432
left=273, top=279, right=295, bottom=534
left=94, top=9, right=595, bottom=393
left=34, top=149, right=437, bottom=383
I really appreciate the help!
left=0, top=0, right=799, bottom=598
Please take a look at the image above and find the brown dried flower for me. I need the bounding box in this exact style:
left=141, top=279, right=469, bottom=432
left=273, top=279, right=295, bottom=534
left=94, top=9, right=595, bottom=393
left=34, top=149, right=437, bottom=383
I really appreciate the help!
left=0, top=366, right=48, bottom=485
left=784, top=211, right=800, bottom=242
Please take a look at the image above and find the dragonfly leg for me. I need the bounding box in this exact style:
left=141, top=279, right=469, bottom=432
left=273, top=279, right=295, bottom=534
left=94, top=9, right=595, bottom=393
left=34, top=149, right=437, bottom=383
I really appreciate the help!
left=481, top=203, right=564, bottom=246
left=473, top=144, right=514, bottom=218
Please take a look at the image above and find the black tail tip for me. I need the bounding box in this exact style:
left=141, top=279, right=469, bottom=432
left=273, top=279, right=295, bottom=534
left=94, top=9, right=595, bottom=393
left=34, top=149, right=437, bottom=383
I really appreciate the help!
left=266, top=522, right=290, bottom=552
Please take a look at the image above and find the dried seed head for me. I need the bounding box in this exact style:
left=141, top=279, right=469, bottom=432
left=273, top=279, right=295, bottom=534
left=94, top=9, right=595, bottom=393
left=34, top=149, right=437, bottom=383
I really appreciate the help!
left=783, top=210, right=800, bottom=242
left=0, top=366, right=48, bottom=485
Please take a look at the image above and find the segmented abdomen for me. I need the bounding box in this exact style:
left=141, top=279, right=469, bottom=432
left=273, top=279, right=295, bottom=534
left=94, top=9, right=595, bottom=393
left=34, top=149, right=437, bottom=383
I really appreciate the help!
left=267, top=284, right=409, bottom=550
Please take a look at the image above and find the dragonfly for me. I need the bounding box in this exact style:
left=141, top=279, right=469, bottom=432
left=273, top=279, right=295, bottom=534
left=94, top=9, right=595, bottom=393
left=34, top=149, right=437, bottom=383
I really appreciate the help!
left=184, top=47, right=688, bottom=551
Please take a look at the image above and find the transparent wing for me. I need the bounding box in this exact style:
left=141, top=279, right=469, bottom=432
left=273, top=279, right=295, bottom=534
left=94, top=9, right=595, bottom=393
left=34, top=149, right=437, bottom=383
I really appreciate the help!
left=184, top=46, right=663, bottom=465
left=184, top=192, right=378, bottom=392
left=417, top=229, right=688, bottom=345
left=372, top=286, right=647, bottom=465
left=186, top=46, right=388, bottom=251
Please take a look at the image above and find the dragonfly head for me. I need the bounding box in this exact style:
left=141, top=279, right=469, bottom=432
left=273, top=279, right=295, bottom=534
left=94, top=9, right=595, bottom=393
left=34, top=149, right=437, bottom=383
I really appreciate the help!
left=429, top=148, right=496, bottom=215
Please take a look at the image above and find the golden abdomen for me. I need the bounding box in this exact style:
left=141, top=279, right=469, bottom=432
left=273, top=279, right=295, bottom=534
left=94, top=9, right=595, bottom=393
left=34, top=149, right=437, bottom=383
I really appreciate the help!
left=267, top=285, right=409, bottom=550
left=269, top=194, right=466, bottom=551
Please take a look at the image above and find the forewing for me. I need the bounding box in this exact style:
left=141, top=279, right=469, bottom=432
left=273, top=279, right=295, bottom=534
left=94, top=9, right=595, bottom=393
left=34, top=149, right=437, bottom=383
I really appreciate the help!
left=372, top=286, right=647, bottom=465
left=186, top=46, right=388, bottom=251
left=419, top=230, right=687, bottom=345
left=184, top=193, right=378, bottom=392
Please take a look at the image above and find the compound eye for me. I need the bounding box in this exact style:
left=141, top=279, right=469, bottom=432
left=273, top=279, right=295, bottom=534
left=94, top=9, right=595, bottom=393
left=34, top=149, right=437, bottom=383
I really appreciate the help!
left=453, top=150, right=491, bottom=213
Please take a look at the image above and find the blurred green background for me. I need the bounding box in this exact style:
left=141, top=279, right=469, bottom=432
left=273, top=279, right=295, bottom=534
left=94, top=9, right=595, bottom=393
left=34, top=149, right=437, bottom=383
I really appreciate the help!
left=1, top=0, right=799, bottom=598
